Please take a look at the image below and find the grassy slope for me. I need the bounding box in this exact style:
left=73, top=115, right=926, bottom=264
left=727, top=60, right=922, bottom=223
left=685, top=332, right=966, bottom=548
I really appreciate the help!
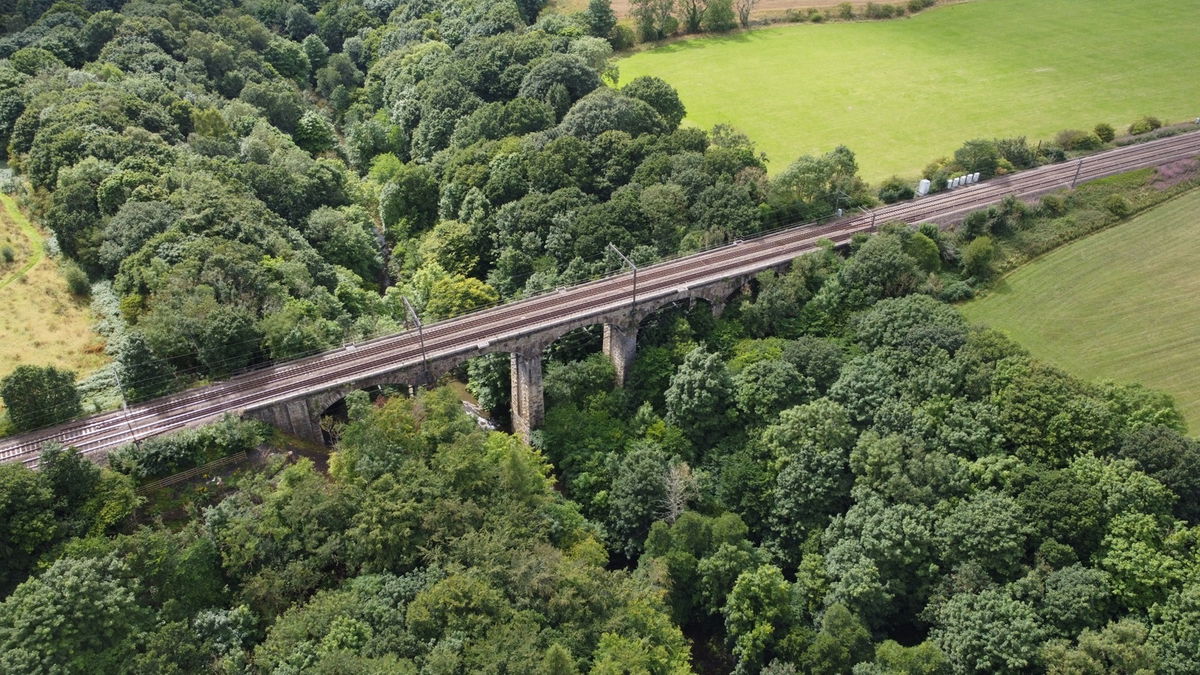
left=619, top=0, right=1200, bottom=180
left=0, top=195, right=108, bottom=389
left=961, top=189, right=1200, bottom=430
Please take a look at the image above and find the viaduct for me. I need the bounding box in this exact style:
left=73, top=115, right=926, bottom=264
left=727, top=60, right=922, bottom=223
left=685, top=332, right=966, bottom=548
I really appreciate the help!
left=2, top=130, right=1199, bottom=466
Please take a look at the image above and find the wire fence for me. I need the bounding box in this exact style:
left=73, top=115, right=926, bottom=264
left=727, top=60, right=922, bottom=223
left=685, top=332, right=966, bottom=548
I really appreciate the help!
left=134, top=451, right=249, bottom=495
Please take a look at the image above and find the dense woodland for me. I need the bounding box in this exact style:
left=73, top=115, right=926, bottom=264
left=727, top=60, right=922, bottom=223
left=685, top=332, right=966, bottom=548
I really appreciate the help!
left=2, top=0, right=1200, bottom=672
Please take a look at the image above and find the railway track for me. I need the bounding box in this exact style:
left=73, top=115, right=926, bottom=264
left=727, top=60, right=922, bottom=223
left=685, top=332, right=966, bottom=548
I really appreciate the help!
left=3, top=130, right=1198, bottom=467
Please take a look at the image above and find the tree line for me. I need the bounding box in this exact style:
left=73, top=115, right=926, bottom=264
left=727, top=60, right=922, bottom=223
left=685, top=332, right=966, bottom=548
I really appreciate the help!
left=4, top=223, right=1200, bottom=672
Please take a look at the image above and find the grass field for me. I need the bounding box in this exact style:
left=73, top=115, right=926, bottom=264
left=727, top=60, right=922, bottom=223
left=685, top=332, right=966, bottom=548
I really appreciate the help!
left=619, top=0, right=1200, bottom=181
left=961, top=189, right=1200, bottom=431
left=0, top=194, right=107, bottom=393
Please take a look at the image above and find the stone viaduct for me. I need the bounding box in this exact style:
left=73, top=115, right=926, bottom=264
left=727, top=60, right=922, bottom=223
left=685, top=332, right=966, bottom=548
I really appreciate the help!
left=244, top=277, right=751, bottom=445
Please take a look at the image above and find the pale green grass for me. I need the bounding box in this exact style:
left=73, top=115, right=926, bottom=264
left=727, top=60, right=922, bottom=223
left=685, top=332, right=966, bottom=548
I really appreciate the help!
left=619, top=0, right=1200, bottom=181
left=961, top=189, right=1200, bottom=431
left=0, top=193, right=42, bottom=291
left=0, top=195, right=108, bottom=390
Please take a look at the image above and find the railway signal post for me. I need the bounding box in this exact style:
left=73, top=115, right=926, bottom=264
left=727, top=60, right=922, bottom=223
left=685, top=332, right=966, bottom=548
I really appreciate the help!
left=607, top=242, right=638, bottom=311
left=402, top=295, right=432, bottom=385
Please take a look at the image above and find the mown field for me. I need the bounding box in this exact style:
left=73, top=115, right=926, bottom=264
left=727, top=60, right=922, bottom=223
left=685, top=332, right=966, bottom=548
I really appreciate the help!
left=619, top=0, right=1200, bottom=180
left=962, top=188, right=1200, bottom=430
left=0, top=195, right=107, bottom=393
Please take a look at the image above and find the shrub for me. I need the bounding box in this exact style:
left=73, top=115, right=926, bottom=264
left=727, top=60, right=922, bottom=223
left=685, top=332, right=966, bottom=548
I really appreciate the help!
left=961, top=236, right=996, bottom=279
left=837, top=2, right=854, bottom=19
left=865, top=3, right=900, bottom=19
left=784, top=8, right=808, bottom=22
left=1128, top=116, right=1162, bottom=135
left=907, top=0, right=936, bottom=11
left=1, top=245, right=13, bottom=263
left=940, top=281, right=975, bottom=302
left=1104, top=194, right=1132, bottom=218
left=1039, top=144, right=1067, bottom=164
left=954, top=139, right=1000, bottom=178
left=610, top=25, right=635, bottom=50
left=702, top=0, right=738, bottom=31
left=1039, top=193, right=1068, bottom=217
left=107, top=416, right=267, bottom=480
left=1094, top=123, right=1115, bottom=143
left=62, top=261, right=91, bottom=297
left=960, top=208, right=995, bottom=239
left=877, top=176, right=915, bottom=204
left=1055, top=129, right=1102, bottom=151
left=995, top=137, right=1036, bottom=169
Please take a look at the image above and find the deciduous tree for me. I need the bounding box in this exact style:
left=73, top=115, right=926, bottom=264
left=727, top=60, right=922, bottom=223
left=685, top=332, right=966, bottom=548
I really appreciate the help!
left=0, top=365, right=81, bottom=432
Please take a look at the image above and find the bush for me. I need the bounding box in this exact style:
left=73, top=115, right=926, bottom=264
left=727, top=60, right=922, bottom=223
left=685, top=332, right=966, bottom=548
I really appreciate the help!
left=1104, top=194, right=1132, bottom=218
left=877, top=176, right=916, bottom=204
left=610, top=24, right=635, bottom=50
left=954, top=139, right=1000, bottom=178
left=1, top=245, right=13, bottom=263
left=961, top=236, right=996, bottom=279
left=837, top=2, right=854, bottom=19
left=1094, top=123, right=1115, bottom=143
left=62, top=261, right=91, bottom=297
left=865, top=3, right=901, bottom=19
left=702, top=0, right=738, bottom=31
left=1128, top=116, right=1163, bottom=135
left=1055, top=129, right=1102, bottom=151
left=995, top=137, right=1036, bottom=169
left=783, top=8, right=808, bottom=22
left=960, top=208, right=995, bottom=239
left=809, top=10, right=825, bottom=22
left=939, top=281, right=975, bottom=302
left=107, top=416, right=267, bottom=480
left=1039, top=144, right=1068, bottom=164
left=907, top=0, right=936, bottom=11
left=1039, top=193, right=1068, bottom=217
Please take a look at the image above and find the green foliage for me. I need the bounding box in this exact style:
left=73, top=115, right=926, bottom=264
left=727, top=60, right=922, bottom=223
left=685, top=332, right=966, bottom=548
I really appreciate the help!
left=1094, top=122, right=1116, bottom=143
left=423, top=274, right=499, bottom=320
left=862, top=639, right=948, bottom=674
left=0, top=555, right=151, bottom=672
left=584, top=0, right=618, bottom=40
left=1104, top=193, right=1132, bottom=217
left=954, top=139, right=1000, bottom=178
left=770, top=145, right=872, bottom=222
left=0, top=463, right=56, bottom=593
left=936, top=491, right=1028, bottom=577
left=961, top=235, right=995, bottom=279
left=1055, top=128, right=1103, bottom=151
left=931, top=588, right=1045, bottom=674
left=724, top=565, right=794, bottom=673
left=61, top=259, right=91, bottom=296
left=665, top=346, right=735, bottom=445
left=1128, top=116, right=1163, bottom=135
left=703, top=0, right=739, bottom=33
left=622, top=76, right=686, bottom=129
left=378, top=164, right=439, bottom=239
left=0, top=364, right=80, bottom=432
left=1042, top=619, right=1158, bottom=674
left=877, top=175, right=916, bottom=204
left=107, top=416, right=266, bottom=480
left=1, top=0, right=1197, bottom=670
